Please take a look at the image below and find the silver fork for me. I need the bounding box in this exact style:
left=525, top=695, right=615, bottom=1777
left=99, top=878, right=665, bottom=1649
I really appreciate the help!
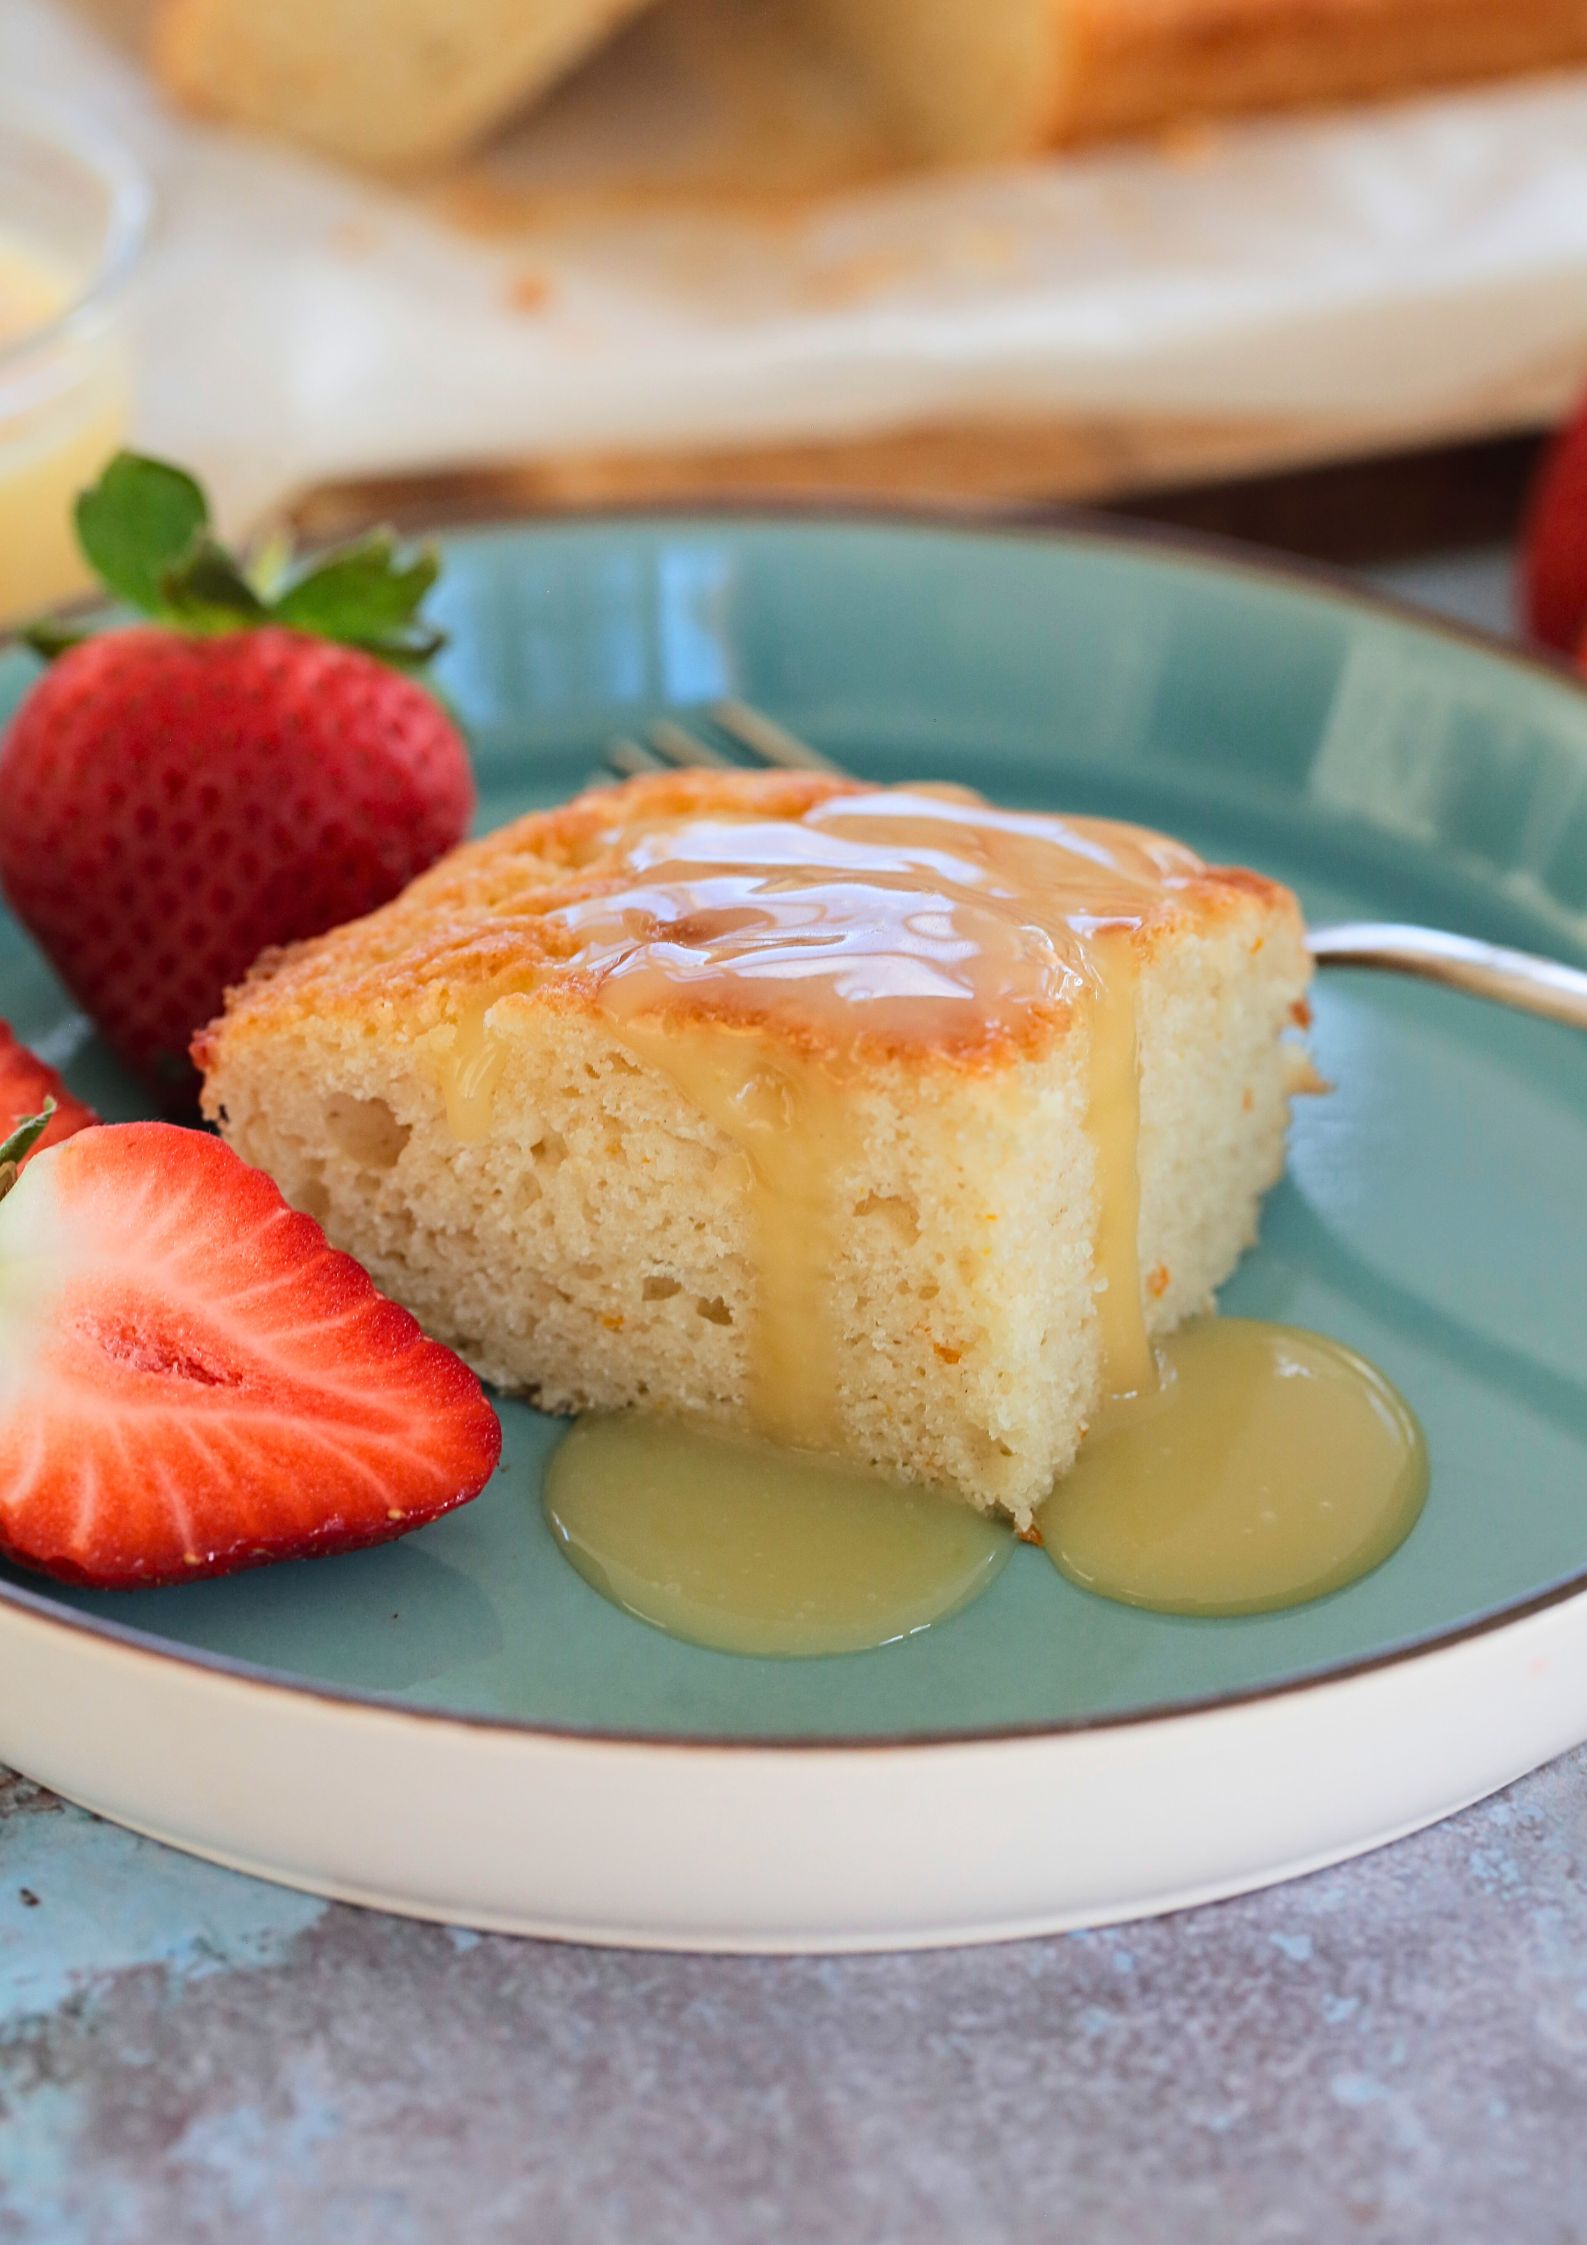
left=601, top=701, right=1587, bottom=1034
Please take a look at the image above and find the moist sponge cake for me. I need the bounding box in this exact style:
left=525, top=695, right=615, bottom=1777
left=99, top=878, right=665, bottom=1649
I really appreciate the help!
left=196, top=769, right=1311, bottom=1526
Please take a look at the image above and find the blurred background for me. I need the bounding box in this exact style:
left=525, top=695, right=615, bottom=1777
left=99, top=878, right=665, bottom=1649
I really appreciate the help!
left=4, top=0, right=1587, bottom=620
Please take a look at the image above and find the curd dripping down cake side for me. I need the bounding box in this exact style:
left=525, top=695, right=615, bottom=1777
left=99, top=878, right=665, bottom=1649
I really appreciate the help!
left=196, top=770, right=1312, bottom=1527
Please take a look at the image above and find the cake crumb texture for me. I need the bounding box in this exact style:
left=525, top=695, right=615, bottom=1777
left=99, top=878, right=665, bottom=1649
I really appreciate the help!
left=200, top=770, right=1311, bottom=1523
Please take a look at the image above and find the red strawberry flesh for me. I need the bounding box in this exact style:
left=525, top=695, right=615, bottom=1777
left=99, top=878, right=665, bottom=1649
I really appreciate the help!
left=0, top=1021, right=97, bottom=1161
left=0, top=1122, right=500, bottom=1587
left=1524, top=399, right=1587, bottom=656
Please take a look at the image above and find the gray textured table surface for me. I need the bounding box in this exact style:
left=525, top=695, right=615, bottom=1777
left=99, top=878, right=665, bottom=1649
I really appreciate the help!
left=3, top=543, right=1580, bottom=2245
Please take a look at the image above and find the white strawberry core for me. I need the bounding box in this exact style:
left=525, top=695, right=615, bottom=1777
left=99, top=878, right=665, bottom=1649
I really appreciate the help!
left=0, top=1147, right=67, bottom=1416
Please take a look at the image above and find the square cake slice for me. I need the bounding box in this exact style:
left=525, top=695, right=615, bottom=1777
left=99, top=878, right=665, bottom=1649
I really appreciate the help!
left=196, top=770, right=1311, bottom=1527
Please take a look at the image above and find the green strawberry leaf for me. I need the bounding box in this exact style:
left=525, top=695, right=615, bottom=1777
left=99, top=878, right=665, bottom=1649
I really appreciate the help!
left=0, top=1101, right=55, bottom=1201
left=75, top=454, right=209, bottom=617
left=21, top=618, right=91, bottom=660
left=158, top=536, right=271, bottom=633
left=353, top=625, right=448, bottom=672
left=25, top=453, right=450, bottom=674
left=273, top=532, right=445, bottom=657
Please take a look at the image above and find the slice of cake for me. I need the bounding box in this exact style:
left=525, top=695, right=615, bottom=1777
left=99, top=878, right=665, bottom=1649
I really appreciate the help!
left=196, top=770, right=1311, bottom=1527
left=153, top=0, right=658, bottom=168
left=795, top=0, right=1587, bottom=161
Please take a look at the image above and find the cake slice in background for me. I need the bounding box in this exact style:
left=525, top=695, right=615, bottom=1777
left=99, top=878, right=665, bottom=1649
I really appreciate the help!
left=197, top=770, right=1311, bottom=1528
left=784, top=0, right=1587, bottom=160
left=152, top=0, right=1587, bottom=170
left=153, top=0, right=659, bottom=166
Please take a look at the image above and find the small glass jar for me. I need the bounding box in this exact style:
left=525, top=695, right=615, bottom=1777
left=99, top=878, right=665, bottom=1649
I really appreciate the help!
left=0, top=100, right=150, bottom=623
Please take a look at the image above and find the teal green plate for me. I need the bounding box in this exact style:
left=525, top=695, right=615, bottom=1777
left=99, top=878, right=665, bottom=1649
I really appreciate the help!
left=3, top=510, right=1586, bottom=1746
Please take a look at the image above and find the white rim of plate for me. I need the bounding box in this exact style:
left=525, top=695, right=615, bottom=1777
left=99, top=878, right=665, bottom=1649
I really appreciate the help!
left=1, top=502, right=1583, bottom=1758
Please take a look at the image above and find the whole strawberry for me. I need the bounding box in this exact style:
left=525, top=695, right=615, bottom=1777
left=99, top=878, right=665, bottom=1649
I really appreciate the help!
left=0, top=1019, right=97, bottom=1158
left=0, top=454, right=474, bottom=1104
left=1523, top=389, right=1587, bottom=657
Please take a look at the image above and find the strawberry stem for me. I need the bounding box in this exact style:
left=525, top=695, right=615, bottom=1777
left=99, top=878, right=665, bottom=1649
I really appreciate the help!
left=0, top=1100, right=54, bottom=1200
left=23, top=454, right=450, bottom=673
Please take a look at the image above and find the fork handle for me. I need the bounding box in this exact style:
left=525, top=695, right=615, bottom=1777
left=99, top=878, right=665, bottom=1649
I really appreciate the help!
left=1309, top=922, right=1587, bottom=1032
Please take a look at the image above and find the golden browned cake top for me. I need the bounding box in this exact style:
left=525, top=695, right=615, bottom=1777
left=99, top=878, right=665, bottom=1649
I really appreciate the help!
left=199, top=769, right=1301, bottom=1072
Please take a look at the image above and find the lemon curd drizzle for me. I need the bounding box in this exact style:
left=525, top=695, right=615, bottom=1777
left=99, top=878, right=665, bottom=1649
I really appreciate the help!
left=546, top=787, right=1197, bottom=1437
left=429, top=782, right=1423, bottom=1640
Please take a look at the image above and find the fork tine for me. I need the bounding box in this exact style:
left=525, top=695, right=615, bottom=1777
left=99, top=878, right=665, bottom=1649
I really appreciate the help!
left=604, top=737, right=664, bottom=781
left=647, top=718, right=733, bottom=770
left=711, top=700, right=846, bottom=775
left=606, top=703, right=849, bottom=786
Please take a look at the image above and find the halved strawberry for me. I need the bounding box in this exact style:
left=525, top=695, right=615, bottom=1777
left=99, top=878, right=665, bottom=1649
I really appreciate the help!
left=0, top=1022, right=96, bottom=1162
left=0, top=1121, right=500, bottom=1588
